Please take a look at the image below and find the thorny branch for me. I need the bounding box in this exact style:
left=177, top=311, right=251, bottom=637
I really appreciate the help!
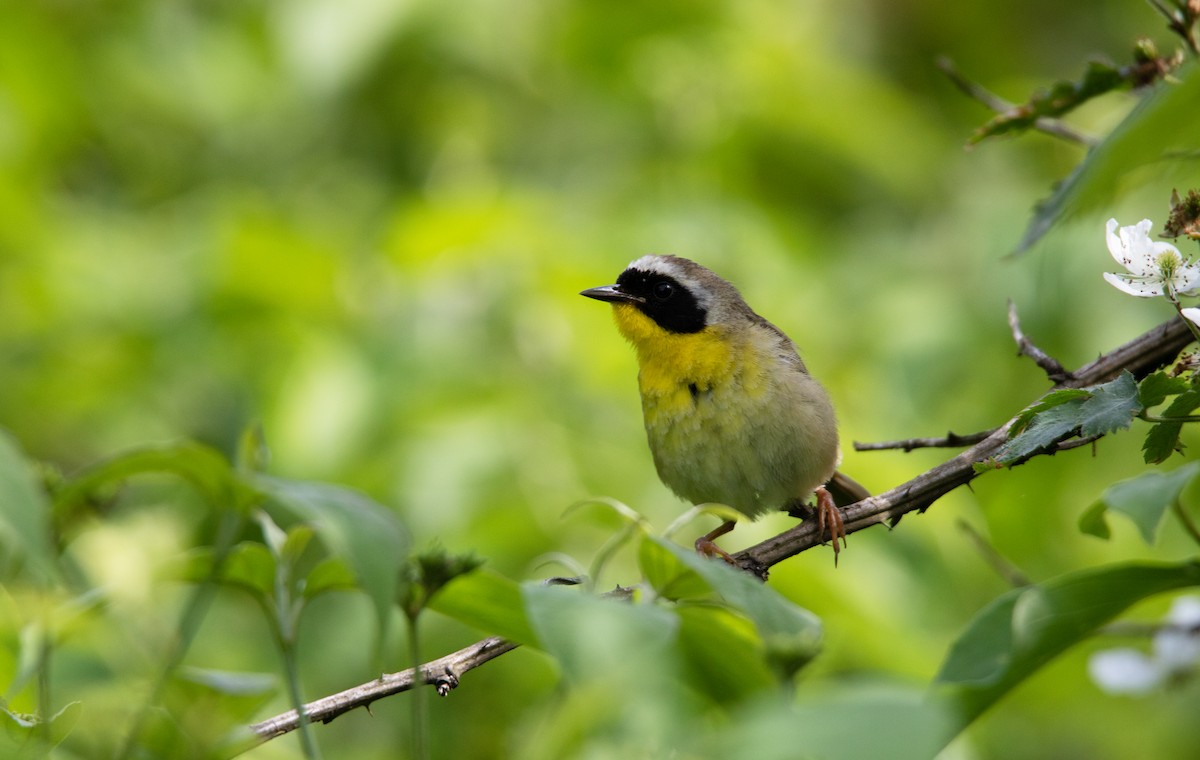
left=243, top=314, right=1194, bottom=749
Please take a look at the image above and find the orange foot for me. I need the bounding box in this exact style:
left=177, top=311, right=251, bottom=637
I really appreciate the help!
left=814, top=486, right=847, bottom=566
left=695, top=519, right=737, bottom=564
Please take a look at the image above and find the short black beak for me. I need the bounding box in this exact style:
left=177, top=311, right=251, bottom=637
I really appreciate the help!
left=580, top=284, right=644, bottom=304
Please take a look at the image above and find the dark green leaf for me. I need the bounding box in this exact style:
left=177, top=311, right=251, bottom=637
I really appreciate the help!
left=1077, top=501, right=1112, bottom=540
left=999, top=373, right=1141, bottom=464
left=1089, top=463, right=1200, bottom=544
left=1078, top=371, right=1141, bottom=436
left=997, top=401, right=1087, bottom=463
left=1009, top=389, right=1092, bottom=436
left=429, top=570, right=540, bottom=646
left=933, top=560, right=1200, bottom=742
left=255, top=476, right=408, bottom=641
left=0, top=430, right=56, bottom=585
left=1016, top=59, right=1200, bottom=253
left=1143, top=421, right=1186, bottom=464
left=674, top=604, right=776, bottom=703
left=1138, top=371, right=1190, bottom=408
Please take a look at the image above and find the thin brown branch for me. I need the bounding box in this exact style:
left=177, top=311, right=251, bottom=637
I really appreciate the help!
left=854, top=429, right=994, bottom=452
left=1008, top=299, right=1073, bottom=382
left=734, top=315, right=1193, bottom=574
left=241, top=637, right=517, bottom=751
left=936, top=56, right=1097, bottom=146
left=241, top=315, right=1194, bottom=750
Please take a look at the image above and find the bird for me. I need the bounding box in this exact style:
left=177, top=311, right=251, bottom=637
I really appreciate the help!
left=581, top=255, right=867, bottom=564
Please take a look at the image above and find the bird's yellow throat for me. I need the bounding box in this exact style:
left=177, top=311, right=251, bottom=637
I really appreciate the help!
left=611, top=303, right=747, bottom=401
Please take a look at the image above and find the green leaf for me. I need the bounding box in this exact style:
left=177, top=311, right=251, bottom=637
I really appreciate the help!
left=0, top=430, right=56, bottom=585
left=219, top=542, right=276, bottom=598
left=999, top=373, right=1142, bottom=464
left=651, top=538, right=822, bottom=678
left=1016, top=59, right=1200, bottom=253
left=933, top=560, right=1200, bottom=742
left=712, top=685, right=956, bottom=760
left=1143, top=421, right=1186, bottom=464
left=1078, top=371, right=1142, bottom=436
left=255, top=475, right=408, bottom=642
left=522, top=583, right=678, bottom=682
left=429, top=570, right=540, bottom=646
left=302, top=557, right=359, bottom=599
left=1009, top=389, right=1091, bottom=437
left=674, top=604, right=777, bottom=703
left=0, top=701, right=82, bottom=758
left=1138, top=371, right=1190, bottom=408
left=53, top=442, right=253, bottom=523
left=1077, top=501, right=1112, bottom=540
left=997, top=401, right=1088, bottom=463
left=970, top=60, right=1129, bottom=144
left=637, top=534, right=715, bottom=601
left=1088, top=463, right=1200, bottom=545
left=1143, top=388, right=1200, bottom=463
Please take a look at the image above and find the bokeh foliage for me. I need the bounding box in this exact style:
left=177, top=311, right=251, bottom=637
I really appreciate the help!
left=3, top=0, right=1200, bottom=758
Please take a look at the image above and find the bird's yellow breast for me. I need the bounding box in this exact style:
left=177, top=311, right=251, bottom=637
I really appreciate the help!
left=611, top=303, right=762, bottom=406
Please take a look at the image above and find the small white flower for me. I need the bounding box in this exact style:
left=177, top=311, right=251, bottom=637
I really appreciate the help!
left=1103, top=218, right=1200, bottom=298
left=1090, top=595, right=1200, bottom=696
left=1089, top=648, right=1164, bottom=695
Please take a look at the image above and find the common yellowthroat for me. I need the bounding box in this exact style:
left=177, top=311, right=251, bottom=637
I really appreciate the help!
left=582, top=255, right=867, bottom=563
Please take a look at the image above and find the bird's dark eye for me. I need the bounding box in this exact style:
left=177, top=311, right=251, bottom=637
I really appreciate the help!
left=652, top=281, right=675, bottom=301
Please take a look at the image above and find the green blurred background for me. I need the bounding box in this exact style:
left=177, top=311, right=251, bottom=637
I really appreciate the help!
left=3, top=0, right=1200, bottom=757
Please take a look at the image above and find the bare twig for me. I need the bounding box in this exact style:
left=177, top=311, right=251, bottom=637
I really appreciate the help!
left=936, top=57, right=1097, bottom=146
left=1148, top=0, right=1200, bottom=56
left=241, top=637, right=517, bottom=751
left=1008, top=299, right=1073, bottom=382
left=242, top=315, right=1194, bottom=750
left=734, top=315, right=1192, bottom=574
left=854, top=429, right=994, bottom=452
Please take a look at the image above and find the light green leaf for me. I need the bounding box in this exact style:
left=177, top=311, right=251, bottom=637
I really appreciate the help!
left=429, top=570, right=540, bottom=646
left=637, top=534, right=714, bottom=601
left=255, top=476, right=408, bottom=641
left=0, top=431, right=56, bottom=585
left=523, top=583, right=678, bottom=682
left=0, top=701, right=82, bottom=758
left=651, top=538, right=822, bottom=678
left=933, top=560, right=1200, bottom=742
left=1088, top=463, right=1200, bottom=544
left=302, top=557, right=359, bottom=599
left=53, top=442, right=254, bottom=523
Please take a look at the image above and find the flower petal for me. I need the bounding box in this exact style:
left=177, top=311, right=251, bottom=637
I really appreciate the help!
left=1088, top=648, right=1165, bottom=695
left=1181, top=308, right=1200, bottom=327
left=1103, top=271, right=1166, bottom=297
left=1155, top=596, right=1200, bottom=672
